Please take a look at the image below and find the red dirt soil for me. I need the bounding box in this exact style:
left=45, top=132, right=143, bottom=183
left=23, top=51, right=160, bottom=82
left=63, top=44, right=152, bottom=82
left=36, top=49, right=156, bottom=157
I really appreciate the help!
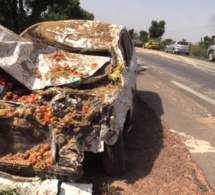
left=84, top=96, right=215, bottom=195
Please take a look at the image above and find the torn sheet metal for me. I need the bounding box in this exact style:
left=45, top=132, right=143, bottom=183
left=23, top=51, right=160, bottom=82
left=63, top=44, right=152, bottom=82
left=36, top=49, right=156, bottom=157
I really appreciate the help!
left=0, top=173, right=92, bottom=195
left=0, top=25, right=26, bottom=42
left=60, top=182, right=92, bottom=195
left=0, top=176, right=58, bottom=195
left=0, top=41, right=57, bottom=90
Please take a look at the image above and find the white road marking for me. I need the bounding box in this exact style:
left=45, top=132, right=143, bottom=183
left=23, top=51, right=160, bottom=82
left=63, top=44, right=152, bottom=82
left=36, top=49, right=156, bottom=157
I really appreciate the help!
left=196, top=66, right=215, bottom=74
left=171, top=80, right=215, bottom=105
left=170, top=129, right=215, bottom=153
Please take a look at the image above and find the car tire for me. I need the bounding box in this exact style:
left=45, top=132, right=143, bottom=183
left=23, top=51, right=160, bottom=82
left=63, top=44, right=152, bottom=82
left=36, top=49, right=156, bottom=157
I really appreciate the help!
left=186, top=53, right=189, bottom=56
left=208, top=51, right=215, bottom=62
left=102, top=129, right=126, bottom=176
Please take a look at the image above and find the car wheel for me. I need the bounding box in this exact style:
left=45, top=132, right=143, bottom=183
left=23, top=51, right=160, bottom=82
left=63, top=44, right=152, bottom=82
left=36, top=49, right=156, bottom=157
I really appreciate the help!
left=165, top=48, right=168, bottom=53
left=186, top=53, right=189, bottom=56
left=208, top=51, right=215, bottom=62
left=102, top=131, right=125, bottom=176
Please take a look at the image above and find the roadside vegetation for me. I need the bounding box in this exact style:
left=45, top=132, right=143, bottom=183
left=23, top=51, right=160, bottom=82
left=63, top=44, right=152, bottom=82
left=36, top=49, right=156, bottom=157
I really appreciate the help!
left=189, top=35, right=215, bottom=58
left=0, top=0, right=94, bottom=34
left=131, top=20, right=215, bottom=59
left=190, top=44, right=208, bottom=58
left=0, top=1, right=214, bottom=59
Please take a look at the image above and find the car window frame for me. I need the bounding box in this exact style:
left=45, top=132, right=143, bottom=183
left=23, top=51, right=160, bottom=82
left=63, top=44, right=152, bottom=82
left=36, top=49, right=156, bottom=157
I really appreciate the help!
left=120, top=30, right=134, bottom=67
left=177, top=41, right=188, bottom=45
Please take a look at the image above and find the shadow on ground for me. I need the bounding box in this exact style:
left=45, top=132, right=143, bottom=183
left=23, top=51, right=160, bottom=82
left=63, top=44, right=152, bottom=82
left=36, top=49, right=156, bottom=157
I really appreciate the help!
left=83, top=90, right=214, bottom=194
left=137, top=90, right=164, bottom=118
left=83, top=92, right=164, bottom=186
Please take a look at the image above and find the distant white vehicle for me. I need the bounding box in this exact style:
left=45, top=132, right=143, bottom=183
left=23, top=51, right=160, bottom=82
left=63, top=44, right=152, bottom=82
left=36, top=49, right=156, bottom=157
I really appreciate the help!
left=165, top=41, right=190, bottom=55
left=207, top=43, right=215, bottom=62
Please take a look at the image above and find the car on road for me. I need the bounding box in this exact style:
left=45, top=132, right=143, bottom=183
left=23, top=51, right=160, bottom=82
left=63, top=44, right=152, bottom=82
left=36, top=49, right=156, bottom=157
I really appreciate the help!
left=133, top=39, right=143, bottom=47
left=144, top=40, right=160, bottom=50
left=0, top=20, right=138, bottom=182
left=207, top=43, right=215, bottom=62
left=165, top=41, right=190, bottom=55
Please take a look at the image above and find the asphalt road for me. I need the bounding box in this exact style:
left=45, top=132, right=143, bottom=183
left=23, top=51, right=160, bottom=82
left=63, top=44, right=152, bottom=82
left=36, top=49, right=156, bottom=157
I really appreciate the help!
left=135, top=48, right=215, bottom=190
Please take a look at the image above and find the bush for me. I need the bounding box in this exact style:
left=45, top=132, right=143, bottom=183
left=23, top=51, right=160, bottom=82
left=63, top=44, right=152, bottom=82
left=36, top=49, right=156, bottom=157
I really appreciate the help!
left=190, top=45, right=208, bottom=58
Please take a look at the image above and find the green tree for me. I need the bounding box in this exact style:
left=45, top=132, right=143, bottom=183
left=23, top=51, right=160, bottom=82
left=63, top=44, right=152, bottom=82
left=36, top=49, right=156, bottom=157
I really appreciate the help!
left=212, top=35, right=215, bottom=43
left=131, top=32, right=140, bottom=40
left=203, top=36, right=213, bottom=45
left=162, top=38, right=172, bottom=46
left=0, top=0, right=94, bottom=34
left=139, top=30, right=148, bottom=43
left=41, top=0, right=94, bottom=21
left=199, top=35, right=215, bottom=48
left=149, top=20, right=165, bottom=39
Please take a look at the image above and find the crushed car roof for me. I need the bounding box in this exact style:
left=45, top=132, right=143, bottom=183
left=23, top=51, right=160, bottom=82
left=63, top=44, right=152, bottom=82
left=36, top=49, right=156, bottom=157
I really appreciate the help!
left=20, top=20, right=124, bottom=50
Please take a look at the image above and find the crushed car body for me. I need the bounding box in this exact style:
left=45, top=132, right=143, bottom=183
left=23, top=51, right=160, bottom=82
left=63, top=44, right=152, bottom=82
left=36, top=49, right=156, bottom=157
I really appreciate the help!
left=0, top=20, right=137, bottom=181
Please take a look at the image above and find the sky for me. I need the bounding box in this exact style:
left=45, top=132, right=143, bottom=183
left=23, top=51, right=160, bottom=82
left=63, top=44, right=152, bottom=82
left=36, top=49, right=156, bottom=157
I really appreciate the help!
left=79, top=0, right=215, bottom=44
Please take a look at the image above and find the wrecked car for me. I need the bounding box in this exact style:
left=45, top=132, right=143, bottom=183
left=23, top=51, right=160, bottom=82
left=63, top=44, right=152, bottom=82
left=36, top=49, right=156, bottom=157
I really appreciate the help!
left=0, top=20, right=137, bottom=181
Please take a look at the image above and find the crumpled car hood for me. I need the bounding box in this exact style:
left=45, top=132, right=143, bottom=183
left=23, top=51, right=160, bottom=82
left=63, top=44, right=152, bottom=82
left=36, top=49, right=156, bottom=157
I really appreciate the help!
left=0, top=24, right=111, bottom=90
